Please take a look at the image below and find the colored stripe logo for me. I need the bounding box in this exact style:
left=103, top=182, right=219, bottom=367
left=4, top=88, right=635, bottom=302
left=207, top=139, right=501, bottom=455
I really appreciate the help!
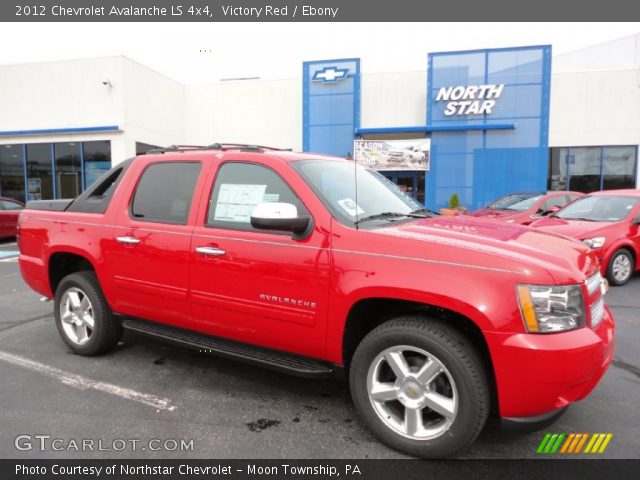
left=537, top=433, right=613, bottom=454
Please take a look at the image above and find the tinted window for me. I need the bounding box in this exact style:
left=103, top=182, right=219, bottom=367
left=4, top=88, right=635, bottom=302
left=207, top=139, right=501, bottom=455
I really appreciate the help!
left=1, top=200, right=23, bottom=210
left=131, top=162, right=201, bottom=224
left=207, top=162, right=308, bottom=232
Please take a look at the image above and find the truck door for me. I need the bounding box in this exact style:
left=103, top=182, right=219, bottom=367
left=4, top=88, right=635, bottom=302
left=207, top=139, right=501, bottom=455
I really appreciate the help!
left=105, top=158, right=205, bottom=328
left=189, top=160, right=332, bottom=359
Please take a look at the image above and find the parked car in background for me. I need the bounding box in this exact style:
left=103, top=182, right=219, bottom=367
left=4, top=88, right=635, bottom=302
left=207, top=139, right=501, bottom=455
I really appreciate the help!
left=0, top=197, right=24, bottom=239
left=531, top=190, right=640, bottom=286
left=469, top=191, right=583, bottom=225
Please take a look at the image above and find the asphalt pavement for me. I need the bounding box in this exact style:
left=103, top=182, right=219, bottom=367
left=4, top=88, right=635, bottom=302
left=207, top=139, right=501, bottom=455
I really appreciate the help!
left=0, top=239, right=638, bottom=459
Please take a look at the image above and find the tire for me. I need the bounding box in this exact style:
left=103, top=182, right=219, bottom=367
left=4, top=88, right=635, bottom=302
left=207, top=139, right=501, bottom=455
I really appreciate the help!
left=349, top=316, right=489, bottom=458
left=54, top=271, right=122, bottom=356
left=606, top=249, right=634, bottom=286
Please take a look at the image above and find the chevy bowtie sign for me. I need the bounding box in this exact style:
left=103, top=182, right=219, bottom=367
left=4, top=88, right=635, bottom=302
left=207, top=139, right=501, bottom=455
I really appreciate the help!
left=436, top=84, right=505, bottom=116
left=312, top=66, right=349, bottom=83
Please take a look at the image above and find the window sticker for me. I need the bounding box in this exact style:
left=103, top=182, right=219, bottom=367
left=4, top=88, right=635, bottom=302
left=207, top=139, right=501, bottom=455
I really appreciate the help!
left=337, top=198, right=365, bottom=217
left=214, top=184, right=267, bottom=223
left=263, top=193, right=280, bottom=203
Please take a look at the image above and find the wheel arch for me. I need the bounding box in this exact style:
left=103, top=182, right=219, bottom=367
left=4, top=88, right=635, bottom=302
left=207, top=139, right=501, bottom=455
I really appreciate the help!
left=340, top=296, right=499, bottom=416
left=48, top=248, right=99, bottom=296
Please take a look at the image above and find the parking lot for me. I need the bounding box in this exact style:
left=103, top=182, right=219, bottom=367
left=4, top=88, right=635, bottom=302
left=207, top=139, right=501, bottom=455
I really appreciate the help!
left=0, top=239, right=638, bottom=459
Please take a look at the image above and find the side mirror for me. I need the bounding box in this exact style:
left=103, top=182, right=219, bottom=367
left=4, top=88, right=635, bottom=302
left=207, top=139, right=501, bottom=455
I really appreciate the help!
left=631, top=215, right=640, bottom=226
left=250, top=202, right=311, bottom=235
left=543, top=205, right=561, bottom=216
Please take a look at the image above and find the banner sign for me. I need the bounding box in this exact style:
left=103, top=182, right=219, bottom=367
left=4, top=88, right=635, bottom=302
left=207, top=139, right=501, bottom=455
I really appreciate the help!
left=353, top=139, right=430, bottom=171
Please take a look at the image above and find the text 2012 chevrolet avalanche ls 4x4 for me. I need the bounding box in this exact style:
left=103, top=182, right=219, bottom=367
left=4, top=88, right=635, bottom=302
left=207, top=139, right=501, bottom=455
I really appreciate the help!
left=18, top=144, right=614, bottom=458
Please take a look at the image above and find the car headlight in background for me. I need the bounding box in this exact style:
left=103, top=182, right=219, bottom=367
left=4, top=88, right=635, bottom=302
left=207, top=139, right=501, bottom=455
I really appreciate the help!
left=582, top=237, right=606, bottom=249
left=516, top=284, right=585, bottom=333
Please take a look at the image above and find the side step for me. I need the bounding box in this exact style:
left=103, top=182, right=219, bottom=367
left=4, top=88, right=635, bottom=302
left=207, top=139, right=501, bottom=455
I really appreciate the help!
left=120, top=317, right=334, bottom=378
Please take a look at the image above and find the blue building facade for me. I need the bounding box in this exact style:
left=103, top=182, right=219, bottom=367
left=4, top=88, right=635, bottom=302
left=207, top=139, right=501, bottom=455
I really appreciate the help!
left=303, top=46, right=553, bottom=211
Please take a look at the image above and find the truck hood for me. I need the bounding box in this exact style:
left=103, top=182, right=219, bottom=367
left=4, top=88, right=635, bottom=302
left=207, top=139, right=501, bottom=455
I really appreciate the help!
left=530, top=216, right=616, bottom=239
left=468, top=208, right=522, bottom=219
left=371, top=215, right=595, bottom=283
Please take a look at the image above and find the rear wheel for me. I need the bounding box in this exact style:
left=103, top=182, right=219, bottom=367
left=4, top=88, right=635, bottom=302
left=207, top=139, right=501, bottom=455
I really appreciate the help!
left=606, top=249, right=634, bottom=286
left=54, top=271, right=122, bottom=356
left=349, top=316, right=489, bottom=458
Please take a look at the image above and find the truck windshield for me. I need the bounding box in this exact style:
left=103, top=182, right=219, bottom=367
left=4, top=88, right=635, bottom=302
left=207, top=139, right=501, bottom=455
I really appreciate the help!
left=291, top=159, right=423, bottom=228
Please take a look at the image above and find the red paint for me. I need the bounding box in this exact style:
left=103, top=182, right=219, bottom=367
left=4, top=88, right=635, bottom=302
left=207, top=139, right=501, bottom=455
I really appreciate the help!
left=531, top=189, right=640, bottom=278
left=0, top=197, right=24, bottom=238
left=17, top=149, right=615, bottom=419
left=469, top=191, right=583, bottom=225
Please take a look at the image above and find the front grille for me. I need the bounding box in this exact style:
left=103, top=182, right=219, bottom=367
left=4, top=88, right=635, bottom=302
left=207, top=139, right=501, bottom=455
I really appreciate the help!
left=586, top=271, right=603, bottom=296
left=590, top=297, right=605, bottom=328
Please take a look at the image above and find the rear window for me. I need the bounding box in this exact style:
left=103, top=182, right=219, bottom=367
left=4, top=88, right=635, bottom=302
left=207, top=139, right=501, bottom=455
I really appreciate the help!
left=130, top=162, right=202, bottom=224
left=66, top=158, right=133, bottom=214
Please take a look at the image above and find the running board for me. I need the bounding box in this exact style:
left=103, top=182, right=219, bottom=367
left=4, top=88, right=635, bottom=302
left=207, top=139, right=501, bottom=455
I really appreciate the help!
left=120, top=317, right=334, bottom=378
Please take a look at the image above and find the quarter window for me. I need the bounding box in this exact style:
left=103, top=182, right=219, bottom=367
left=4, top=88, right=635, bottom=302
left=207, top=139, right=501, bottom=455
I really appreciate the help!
left=207, top=162, right=308, bottom=232
left=131, top=162, right=201, bottom=224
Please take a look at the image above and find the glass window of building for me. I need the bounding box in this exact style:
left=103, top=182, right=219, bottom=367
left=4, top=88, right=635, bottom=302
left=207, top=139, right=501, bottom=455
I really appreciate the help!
left=549, top=146, right=637, bottom=193
left=603, top=146, right=636, bottom=190
left=0, top=145, right=26, bottom=203
left=55, top=142, right=81, bottom=199
left=83, top=141, right=112, bottom=189
left=25, top=143, right=53, bottom=201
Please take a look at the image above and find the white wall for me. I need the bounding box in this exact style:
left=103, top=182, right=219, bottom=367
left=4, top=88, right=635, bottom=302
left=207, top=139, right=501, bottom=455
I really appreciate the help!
left=120, top=58, right=186, bottom=156
left=549, top=69, right=640, bottom=147
left=360, top=71, right=426, bottom=128
left=0, top=57, right=124, bottom=133
left=185, top=78, right=301, bottom=150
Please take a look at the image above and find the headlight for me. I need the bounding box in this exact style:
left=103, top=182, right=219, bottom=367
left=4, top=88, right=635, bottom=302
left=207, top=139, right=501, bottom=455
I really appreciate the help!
left=582, top=237, right=605, bottom=249
left=516, top=284, right=585, bottom=333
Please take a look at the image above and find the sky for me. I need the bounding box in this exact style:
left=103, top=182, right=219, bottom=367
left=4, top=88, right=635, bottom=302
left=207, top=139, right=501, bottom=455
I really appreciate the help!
left=0, top=22, right=638, bottom=83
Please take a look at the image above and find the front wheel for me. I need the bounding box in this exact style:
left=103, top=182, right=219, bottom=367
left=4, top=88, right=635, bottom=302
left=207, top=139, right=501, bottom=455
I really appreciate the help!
left=349, top=316, right=489, bottom=458
left=606, top=249, right=634, bottom=286
left=54, top=271, right=122, bottom=356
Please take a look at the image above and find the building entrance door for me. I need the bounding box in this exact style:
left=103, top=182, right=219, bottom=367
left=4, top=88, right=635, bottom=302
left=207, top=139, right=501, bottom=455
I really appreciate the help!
left=381, top=171, right=425, bottom=205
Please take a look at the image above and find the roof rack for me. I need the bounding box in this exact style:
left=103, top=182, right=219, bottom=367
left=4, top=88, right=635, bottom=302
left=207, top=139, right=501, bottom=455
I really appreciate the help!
left=145, top=143, right=288, bottom=154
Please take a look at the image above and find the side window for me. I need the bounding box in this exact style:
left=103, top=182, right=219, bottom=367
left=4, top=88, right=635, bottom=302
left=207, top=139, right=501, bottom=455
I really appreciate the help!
left=206, top=162, right=308, bottom=233
left=1, top=200, right=23, bottom=210
left=543, top=195, right=569, bottom=211
left=131, top=162, right=201, bottom=224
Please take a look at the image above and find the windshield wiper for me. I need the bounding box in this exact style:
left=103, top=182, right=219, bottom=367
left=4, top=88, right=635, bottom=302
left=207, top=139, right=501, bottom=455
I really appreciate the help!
left=558, top=216, right=597, bottom=222
left=354, top=212, right=413, bottom=225
left=410, top=208, right=439, bottom=217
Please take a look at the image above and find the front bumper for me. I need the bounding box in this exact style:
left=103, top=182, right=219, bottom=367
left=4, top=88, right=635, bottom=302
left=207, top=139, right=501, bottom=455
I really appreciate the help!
left=486, top=305, right=615, bottom=418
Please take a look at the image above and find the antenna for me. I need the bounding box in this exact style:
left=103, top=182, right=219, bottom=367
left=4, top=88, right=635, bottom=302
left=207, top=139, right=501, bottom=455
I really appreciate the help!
left=352, top=149, right=359, bottom=229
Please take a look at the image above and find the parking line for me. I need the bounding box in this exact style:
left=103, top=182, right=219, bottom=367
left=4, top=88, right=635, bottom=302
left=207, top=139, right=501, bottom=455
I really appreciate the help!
left=0, top=350, right=176, bottom=412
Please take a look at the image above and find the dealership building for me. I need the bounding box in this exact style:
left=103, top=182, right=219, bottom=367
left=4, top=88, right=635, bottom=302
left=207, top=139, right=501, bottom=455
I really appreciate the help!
left=0, top=33, right=638, bottom=210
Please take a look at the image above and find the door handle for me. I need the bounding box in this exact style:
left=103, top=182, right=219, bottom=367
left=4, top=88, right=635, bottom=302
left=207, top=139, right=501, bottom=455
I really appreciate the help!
left=196, top=246, right=226, bottom=256
left=116, top=236, right=141, bottom=245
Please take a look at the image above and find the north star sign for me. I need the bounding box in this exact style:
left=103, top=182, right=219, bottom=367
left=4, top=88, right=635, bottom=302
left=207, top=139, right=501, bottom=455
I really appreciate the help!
left=436, top=84, right=505, bottom=116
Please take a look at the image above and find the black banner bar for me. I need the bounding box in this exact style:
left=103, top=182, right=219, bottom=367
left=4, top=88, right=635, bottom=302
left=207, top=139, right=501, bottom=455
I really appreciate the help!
left=3, top=459, right=640, bottom=480
left=3, top=0, right=640, bottom=22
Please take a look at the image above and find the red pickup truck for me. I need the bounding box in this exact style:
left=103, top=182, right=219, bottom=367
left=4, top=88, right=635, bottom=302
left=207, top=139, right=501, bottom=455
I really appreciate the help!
left=17, top=144, right=614, bottom=458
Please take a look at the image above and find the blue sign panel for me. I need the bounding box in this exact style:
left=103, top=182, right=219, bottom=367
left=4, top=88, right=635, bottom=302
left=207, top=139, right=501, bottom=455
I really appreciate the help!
left=427, top=46, right=552, bottom=210
left=303, top=58, right=360, bottom=157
